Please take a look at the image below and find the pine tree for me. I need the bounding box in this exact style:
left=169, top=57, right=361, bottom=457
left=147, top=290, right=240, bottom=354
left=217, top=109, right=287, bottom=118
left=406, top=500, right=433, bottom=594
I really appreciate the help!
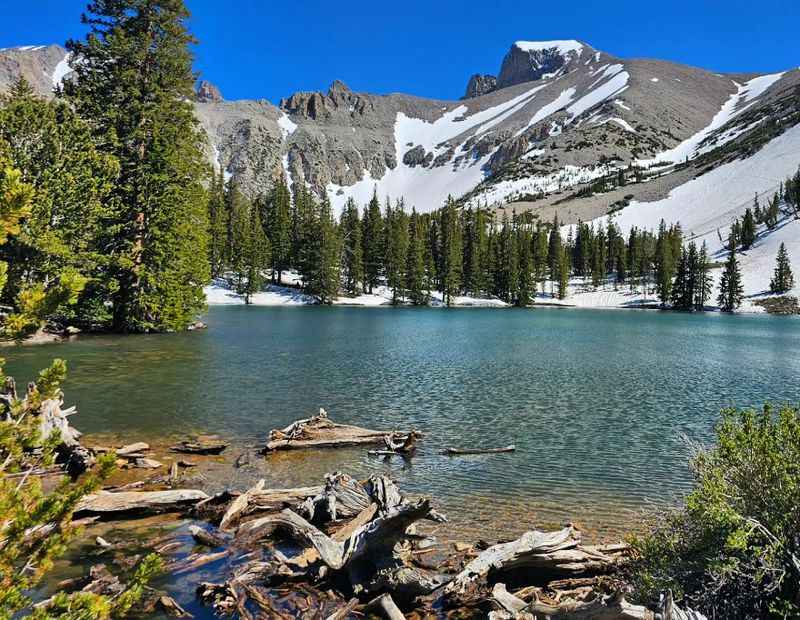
left=207, top=170, right=228, bottom=279
left=670, top=246, right=691, bottom=310
left=753, top=193, right=763, bottom=224
left=717, top=249, right=744, bottom=312
left=557, top=246, right=570, bottom=300
left=548, top=213, right=562, bottom=294
left=440, top=197, right=462, bottom=306
left=405, top=209, right=429, bottom=305
left=694, top=242, right=713, bottom=310
left=655, top=221, right=674, bottom=306
left=0, top=78, right=118, bottom=326
left=266, top=178, right=292, bottom=284
left=741, top=207, right=756, bottom=250
left=305, top=196, right=340, bottom=303
left=362, top=189, right=384, bottom=293
left=770, top=242, right=795, bottom=293
left=64, top=0, right=210, bottom=332
left=385, top=201, right=409, bottom=304
left=340, top=198, right=364, bottom=295
left=766, top=193, right=781, bottom=230
left=517, top=225, right=534, bottom=306
left=236, top=204, right=271, bottom=304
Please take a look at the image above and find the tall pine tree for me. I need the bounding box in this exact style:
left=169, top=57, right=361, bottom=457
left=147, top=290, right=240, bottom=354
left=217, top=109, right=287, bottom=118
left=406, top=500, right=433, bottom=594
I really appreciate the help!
left=770, top=242, right=795, bottom=293
left=717, top=249, right=744, bottom=312
left=64, top=0, right=210, bottom=332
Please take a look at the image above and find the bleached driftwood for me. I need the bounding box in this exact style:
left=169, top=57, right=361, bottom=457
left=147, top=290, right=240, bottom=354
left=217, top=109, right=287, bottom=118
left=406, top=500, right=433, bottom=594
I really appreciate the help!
left=368, top=431, right=422, bottom=456
left=299, top=472, right=371, bottom=523
left=75, top=489, right=209, bottom=515
left=264, top=408, right=419, bottom=452
left=443, top=526, right=628, bottom=602
left=364, top=593, right=405, bottom=620
left=217, top=480, right=325, bottom=531
left=444, top=445, right=516, bottom=455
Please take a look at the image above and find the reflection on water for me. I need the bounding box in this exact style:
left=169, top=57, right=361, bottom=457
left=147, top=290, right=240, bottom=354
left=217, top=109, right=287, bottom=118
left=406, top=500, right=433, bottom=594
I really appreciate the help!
left=6, top=305, right=800, bottom=540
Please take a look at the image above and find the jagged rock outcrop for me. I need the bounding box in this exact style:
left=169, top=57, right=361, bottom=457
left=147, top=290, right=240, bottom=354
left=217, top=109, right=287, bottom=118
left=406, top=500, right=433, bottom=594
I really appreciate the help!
left=464, top=73, right=497, bottom=99
left=497, top=40, right=588, bottom=88
left=196, top=80, right=223, bottom=103
left=403, top=144, right=433, bottom=168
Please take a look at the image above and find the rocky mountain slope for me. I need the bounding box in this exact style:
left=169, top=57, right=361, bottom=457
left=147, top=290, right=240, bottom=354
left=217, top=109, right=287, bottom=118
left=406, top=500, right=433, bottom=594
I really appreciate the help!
left=1, top=40, right=798, bottom=226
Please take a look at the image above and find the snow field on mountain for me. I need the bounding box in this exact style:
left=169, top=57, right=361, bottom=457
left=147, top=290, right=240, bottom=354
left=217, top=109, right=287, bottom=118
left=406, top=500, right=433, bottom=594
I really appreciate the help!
left=588, top=122, right=800, bottom=303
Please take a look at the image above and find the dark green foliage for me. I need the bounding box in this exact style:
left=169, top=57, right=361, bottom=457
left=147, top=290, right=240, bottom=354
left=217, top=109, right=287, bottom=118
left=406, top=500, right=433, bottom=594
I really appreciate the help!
left=304, top=196, right=340, bottom=304
left=770, top=242, right=794, bottom=294
left=439, top=198, right=462, bottom=306
left=631, top=403, right=800, bottom=618
left=362, top=190, right=384, bottom=293
left=740, top=208, right=756, bottom=249
left=717, top=249, right=744, bottom=312
left=64, top=0, right=210, bottom=332
left=208, top=170, right=228, bottom=279
left=340, top=198, right=364, bottom=295
left=384, top=201, right=409, bottom=304
left=265, top=178, right=292, bottom=284
left=405, top=209, right=429, bottom=305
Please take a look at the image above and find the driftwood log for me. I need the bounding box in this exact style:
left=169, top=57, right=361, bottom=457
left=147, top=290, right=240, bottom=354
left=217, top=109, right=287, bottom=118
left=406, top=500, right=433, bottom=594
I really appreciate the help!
left=444, top=445, right=516, bottom=455
left=75, top=489, right=209, bottom=516
left=263, top=408, right=420, bottom=452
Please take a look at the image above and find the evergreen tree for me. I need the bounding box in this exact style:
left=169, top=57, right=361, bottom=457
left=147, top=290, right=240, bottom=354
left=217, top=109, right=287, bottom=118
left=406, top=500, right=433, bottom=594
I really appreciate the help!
left=753, top=193, right=763, bottom=224
left=385, top=201, right=409, bottom=304
left=655, top=221, right=675, bottom=306
left=266, top=178, right=292, bottom=284
left=207, top=170, right=228, bottom=278
left=547, top=213, right=562, bottom=294
left=440, top=198, right=462, bottom=306
left=670, top=247, right=691, bottom=310
left=362, top=189, right=383, bottom=293
left=557, top=246, right=570, bottom=300
left=694, top=241, right=713, bottom=310
left=340, top=198, right=364, bottom=295
left=305, top=196, right=340, bottom=303
left=717, top=249, right=744, bottom=312
left=0, top=79, right=118, bottom=326
left=770, top=242, right=795, bottom=293
left=741, top=207, right=756, bottom=250
left=517, top=224, right=533, bottom=306
left=405, top=209, right=429, bottom=305
left=64, top=0, right=210, bottom=332
left=235, top=203, right=270, bottom=304
left=765, top=193, right=781, bottom=229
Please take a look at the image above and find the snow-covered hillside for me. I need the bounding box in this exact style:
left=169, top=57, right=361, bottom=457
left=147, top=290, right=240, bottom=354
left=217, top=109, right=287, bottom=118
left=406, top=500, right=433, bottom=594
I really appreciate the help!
left=585, top=123, right=800, bottom=307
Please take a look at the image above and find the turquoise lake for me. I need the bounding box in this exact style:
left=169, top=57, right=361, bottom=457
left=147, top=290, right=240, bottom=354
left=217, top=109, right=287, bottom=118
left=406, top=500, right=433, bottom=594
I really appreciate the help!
left=6, top=305, right=799, bottom=539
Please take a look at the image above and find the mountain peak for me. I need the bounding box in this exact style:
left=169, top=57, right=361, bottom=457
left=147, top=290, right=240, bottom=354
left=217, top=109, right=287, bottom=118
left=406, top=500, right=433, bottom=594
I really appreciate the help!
left=512, top=39, right=585, bottom=56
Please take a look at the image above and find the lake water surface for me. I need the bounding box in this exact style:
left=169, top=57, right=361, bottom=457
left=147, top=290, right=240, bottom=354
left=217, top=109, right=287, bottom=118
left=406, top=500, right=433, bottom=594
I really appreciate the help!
left=6, top=305, right=800, bottom=539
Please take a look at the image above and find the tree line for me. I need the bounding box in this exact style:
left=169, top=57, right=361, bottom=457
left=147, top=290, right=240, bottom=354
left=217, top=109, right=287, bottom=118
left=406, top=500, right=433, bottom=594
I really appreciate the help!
left=215, top=167, right=799, bottom=312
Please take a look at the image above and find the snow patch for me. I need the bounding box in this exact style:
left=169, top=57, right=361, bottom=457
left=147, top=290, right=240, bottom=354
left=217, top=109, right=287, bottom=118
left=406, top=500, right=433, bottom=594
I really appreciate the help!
left=514, top=40, right=584, bottom=56
left=641, top=72, right=786, bottom=165
left=51, top=53, right=72, bottom=87
left=278, top=113, right=298, bottom=140
left=566, top=70, right=629, bottom=120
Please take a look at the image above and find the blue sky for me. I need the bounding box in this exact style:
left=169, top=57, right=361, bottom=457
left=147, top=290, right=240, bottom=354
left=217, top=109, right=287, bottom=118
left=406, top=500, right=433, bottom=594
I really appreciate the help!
left=2, top=1, right=798, bottom=103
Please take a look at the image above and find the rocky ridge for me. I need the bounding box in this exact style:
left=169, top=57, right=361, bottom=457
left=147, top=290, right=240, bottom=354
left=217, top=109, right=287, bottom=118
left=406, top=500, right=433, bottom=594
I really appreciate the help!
left=1, top=41, right=798, bottom=223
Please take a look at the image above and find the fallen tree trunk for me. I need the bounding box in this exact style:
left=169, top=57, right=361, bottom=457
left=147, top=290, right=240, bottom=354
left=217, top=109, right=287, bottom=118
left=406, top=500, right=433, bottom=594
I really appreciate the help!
left=75, top=489, right=209, bottom=516
left=444, top=445, right=516, bottom=455
left=263, top=409, right=419, bottom=452
left=441, top=526, right=628, bottom=605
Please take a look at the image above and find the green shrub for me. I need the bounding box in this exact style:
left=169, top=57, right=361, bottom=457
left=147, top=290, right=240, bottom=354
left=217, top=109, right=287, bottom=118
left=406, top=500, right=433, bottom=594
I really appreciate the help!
left=630, top=404, right=800, bottom=619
